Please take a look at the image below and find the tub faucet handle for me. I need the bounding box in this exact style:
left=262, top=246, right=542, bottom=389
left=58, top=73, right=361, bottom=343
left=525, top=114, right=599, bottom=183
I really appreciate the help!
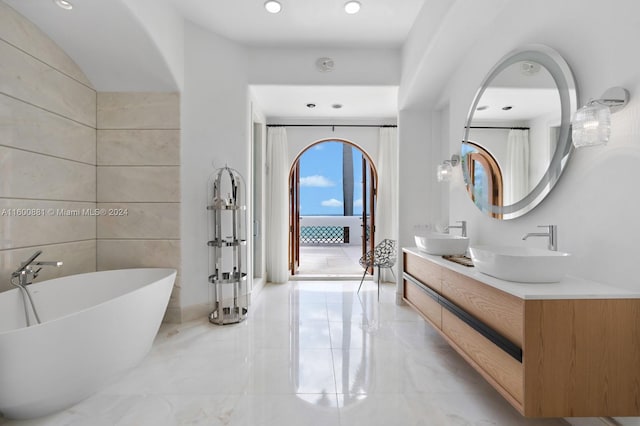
left=11, top=251, right=62, bottom=284
left=12, top=250, right=42, bottom=277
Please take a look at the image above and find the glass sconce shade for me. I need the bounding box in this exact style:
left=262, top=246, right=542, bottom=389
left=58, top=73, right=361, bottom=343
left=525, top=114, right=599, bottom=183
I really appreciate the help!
left=437, top=155, right=459, bottom=182
left=572, top=102, right=611, bottom=147
left=437, top=162, right=453, bottom=182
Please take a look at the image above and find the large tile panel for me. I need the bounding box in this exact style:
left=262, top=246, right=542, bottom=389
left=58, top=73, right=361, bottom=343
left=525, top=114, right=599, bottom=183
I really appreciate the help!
left=97, top=240, right=180, bottom=271
left=97, top=203, right=180, bottom=239
left=0, top=199, right=96, bottom=249
left=0, top=2, right=93, bottom=87
left=0, top=147, right=96, bottom=201
left=97, top=166, right=179, bottom=202
left=97, top=130, right=179, bottom=166
left=0, top=40, right=96, bottom=127
left=0, top=240, right=96, bottom=292
left=97, top=92, right=180, bottom=130
left=0, top=94, right=95, bottom=164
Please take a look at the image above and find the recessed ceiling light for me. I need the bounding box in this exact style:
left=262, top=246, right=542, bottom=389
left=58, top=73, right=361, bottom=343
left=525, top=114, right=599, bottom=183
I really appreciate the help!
left=306, top=103, right=316, bottom=109
left=502, top=106, right=513, bottom=111
left=332, top=104, right=343, bottom=109
left=264, top=1, right=282, bottom=14
left=476, top=105, right=489, bottom=111
left=53, top=0, right=73, bottom=10
left=344, top=1, right=361, bottom=14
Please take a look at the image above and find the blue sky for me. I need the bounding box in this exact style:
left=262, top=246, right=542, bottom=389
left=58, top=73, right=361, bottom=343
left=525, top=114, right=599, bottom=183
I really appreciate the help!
left=299, top=141, right=364, bottom=216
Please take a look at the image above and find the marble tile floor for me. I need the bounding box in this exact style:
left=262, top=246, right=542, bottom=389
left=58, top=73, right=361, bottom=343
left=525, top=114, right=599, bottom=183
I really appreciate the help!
left=297, top=245, right=364, bottom=276
left=1, top=281, right=570, bottom=426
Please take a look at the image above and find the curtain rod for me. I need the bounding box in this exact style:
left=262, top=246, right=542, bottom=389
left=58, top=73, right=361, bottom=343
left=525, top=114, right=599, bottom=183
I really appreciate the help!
left=466, top=126, right=530, bottom=130
left=266, top=124, right=397, bottom=128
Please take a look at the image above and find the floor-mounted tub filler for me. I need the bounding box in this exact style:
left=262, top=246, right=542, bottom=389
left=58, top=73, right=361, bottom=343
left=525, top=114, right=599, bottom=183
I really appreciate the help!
left=0, top=268, right=176, bottom=419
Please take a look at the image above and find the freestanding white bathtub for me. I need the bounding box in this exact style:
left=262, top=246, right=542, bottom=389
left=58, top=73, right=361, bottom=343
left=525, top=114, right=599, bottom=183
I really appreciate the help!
left=0, top=268, right=176, bottom=420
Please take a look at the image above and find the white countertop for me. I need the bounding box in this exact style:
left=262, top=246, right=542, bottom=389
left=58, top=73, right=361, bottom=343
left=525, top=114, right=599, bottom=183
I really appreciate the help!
left=403, top=247, right=640, bottom=300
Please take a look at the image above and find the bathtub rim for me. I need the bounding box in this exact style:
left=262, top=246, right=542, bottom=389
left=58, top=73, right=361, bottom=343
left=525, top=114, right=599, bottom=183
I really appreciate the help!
left=0, top=267, right=177, bottom=337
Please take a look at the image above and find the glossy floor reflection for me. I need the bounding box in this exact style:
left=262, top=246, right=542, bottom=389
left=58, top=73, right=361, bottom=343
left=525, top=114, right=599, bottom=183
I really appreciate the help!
left=1, top=281, right=569, bottom=425
left=297, top=246, right=363, bottom=275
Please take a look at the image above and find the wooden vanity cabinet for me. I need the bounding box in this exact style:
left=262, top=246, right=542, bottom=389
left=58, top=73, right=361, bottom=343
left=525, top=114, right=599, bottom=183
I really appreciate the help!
left=402, top=250, right=640, bottom=418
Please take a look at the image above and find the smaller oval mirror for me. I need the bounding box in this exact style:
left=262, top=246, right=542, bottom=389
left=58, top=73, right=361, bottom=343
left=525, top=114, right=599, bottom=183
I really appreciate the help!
left=462, top=45, right=577, bottom=219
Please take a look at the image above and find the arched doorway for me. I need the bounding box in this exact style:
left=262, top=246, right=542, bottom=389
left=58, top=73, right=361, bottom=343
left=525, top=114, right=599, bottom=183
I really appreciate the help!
left=462, top=141, right=504, bottom=219
left=289, top=139, right=378, bottom=276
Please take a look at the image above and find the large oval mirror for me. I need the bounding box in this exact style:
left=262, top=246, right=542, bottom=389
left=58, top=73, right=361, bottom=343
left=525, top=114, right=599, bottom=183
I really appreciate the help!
left=462, top=45, right=577, bottom=219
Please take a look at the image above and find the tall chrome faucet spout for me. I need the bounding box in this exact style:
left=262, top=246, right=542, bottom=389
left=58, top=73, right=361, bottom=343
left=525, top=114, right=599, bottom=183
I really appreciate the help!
left=33, top=261, right=63, bottom=267
left=447, top=220, right=467, bottom=237
left=522, top=225, right=557, bottom=251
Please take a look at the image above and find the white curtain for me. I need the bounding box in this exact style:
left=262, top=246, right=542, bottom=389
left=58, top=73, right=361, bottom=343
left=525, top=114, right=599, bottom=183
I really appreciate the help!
left=266, top=127, right=289, bottom=283
left=506, top=129, right=529, bottom=205
left=375, top=127, right=399, bottom=282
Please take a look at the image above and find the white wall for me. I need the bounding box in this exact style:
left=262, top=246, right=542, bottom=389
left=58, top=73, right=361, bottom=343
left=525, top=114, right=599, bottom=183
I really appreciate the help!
left=120, top=0, right=185, bottom=90
left=402, top=3, right=640, bottom=421
left=251, top=105, right=267, bottom=291
left=181, top=21, right=250, bottom=318
left=528, top=112, right=559, bottom=189
left=400, top=0, right=510, bottom=109
left=398, top=108, right=447, bottom=245
left=436, top=0, right=640, bottom=296
left=180, top=26, right=404, bottom=318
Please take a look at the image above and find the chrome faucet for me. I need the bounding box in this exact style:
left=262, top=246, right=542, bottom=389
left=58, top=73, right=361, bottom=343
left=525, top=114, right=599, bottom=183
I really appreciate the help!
left=522, top=225, right=557, bottom=251
left=10, top=250, right=63, bottom=326
left=11, top=250, right=63, bottom=286
left=447, top=220, right=467, bottom=237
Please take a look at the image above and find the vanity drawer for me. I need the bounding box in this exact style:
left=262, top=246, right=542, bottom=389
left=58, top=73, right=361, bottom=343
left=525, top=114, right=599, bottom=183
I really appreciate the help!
left=442, top=309, right=524, bottom=405
left=404, top=252, right=441, bottom=291
left=404, top=278, right=441, bottom=329
left=441, top=268, right=523, bottom=347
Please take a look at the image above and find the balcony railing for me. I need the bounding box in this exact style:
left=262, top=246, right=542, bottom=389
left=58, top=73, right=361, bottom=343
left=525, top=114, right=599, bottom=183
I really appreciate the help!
left=300, top=226, right=349, bottom=245
left=299, top=216, right=364, bottom=246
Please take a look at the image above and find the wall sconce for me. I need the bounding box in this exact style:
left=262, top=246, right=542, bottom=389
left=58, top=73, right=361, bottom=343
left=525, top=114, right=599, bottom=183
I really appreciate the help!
left=437, top=154, right=460, bottom=182
left=572, top=87, right=629, bottom=148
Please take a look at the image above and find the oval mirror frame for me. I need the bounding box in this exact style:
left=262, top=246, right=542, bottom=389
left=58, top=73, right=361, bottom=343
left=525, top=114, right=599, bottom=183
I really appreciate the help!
left=462, top=45, right=577, bottom=220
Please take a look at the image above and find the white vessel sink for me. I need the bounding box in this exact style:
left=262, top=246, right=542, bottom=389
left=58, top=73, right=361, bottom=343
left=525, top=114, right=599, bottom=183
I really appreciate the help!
left=415, top=234, right=469, bottom=256
left=469, top=245, right=571, bottom=283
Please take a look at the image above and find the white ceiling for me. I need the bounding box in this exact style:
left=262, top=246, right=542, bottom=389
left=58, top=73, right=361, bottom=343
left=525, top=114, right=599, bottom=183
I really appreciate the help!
left=251, top=85, right=398, bottom=121
left=172, top=0, right=426, bottom=48
left=472, top=88, right=561, bottom=122
left=173, top=0, right=423, bottom=120
left=3, top=0, right=422, bottom=118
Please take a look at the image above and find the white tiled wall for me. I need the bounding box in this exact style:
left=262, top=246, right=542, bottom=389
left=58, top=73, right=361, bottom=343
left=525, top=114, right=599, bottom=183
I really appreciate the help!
left=0, top=2, right=97, bottom=291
